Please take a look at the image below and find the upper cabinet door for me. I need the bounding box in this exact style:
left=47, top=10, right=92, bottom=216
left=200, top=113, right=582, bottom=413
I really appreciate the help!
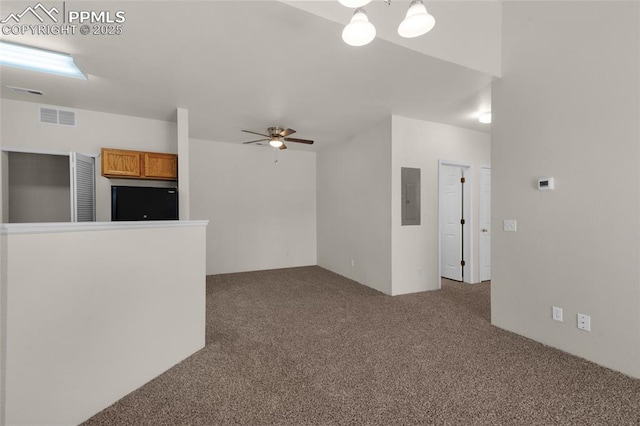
left=101, top=148, right=141, bottom=178
left=144, top=152, right=178, bottom=180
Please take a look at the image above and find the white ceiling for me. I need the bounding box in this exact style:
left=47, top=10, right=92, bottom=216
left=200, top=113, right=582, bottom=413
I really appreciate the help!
left=0, top=1, right=496, bottom=151
left=284, top=0, right=502, bottom=76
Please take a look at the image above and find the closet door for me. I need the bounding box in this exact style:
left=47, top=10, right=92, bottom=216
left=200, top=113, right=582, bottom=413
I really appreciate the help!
left=70, top=152, right=96, bottom=222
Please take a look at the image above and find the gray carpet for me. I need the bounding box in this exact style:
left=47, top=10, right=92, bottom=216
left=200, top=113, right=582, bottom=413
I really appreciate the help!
left=84, top=266, right=640, bottom=425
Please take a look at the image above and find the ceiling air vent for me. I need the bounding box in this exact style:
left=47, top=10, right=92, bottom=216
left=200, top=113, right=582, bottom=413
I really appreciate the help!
left=39, top=106, right=77, bottom=127
left=7, top=86, right=43, bottom=96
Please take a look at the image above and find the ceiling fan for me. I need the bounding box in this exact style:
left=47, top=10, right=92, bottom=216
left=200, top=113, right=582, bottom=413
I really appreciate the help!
left=241, top=127, right=314, bottom=150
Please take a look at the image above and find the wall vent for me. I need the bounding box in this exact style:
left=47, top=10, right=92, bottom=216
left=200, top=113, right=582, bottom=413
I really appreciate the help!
left=58, top=110, right=76, bottom=126
left=39, top=107, right=77, bottom=127
left=40, top=107, right=58, bottom=124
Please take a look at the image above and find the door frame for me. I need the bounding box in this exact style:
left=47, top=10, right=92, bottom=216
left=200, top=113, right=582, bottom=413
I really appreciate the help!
left=438, top=160, right=473, bottom=288
left=479, top=165, right=491, bottom=282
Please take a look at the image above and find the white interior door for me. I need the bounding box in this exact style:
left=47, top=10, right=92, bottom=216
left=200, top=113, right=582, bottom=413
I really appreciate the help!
left=479, top=167, right=491, bottom=281
left=440, top=165, right=463, bottom=281
left=70, top=152, right=96, bottom=222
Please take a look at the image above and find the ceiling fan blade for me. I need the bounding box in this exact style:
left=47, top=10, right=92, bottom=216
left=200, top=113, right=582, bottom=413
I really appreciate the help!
left=279, top=143, right=287, bottom=150
left=242, top=130, right=270, bottom=137
left=243, top=138, right=269, bottom=144
left=283, top=137, right=314, bottom=145
left=279, top=128, right=296, bottom=137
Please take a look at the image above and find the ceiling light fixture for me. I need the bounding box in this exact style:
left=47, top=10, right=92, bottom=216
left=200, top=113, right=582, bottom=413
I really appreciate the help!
left=0, top=41, right=87, bottom=79
left=479, top=111, right=492, bottom=124
left=269, top=137, right=284, bottom=148
left=398, top=0, right=436, bottom=38
left=342, top=8, right=377, bottom=47
left=339, top=0, right=371, bottom=7
left=340, top=0, right=435, bottom=47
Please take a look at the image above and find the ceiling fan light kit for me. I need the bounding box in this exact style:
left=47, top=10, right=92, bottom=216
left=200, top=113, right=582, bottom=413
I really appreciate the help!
left=269, top=138, right=284, bottom=148
left=342, top=8, right=377, bottom=47
left=340, top=0, right=435, bottom=47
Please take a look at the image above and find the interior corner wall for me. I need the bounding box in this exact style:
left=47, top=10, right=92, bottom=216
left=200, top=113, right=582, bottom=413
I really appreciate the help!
left=492, top=1, right=640, bottom=378
left=391, top=115, right=490, bottom=295
left=316, top=118, right=392, bottom=295
left=0, top=99, right=177, bottom=222
left=189, top=139, right=317, bottom=275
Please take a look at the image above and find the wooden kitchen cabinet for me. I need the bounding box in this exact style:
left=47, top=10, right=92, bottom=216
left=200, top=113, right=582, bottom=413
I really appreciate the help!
left=101, top=148, right=178, bottom=181
left=144, top=152, right=178, bottom=180
left=102, top=148, right=141, bottom=178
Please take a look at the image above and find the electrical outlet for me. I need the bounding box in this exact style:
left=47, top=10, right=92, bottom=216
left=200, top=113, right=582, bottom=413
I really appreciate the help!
left=577, top=313, right=591, bottom=332
left=504, top=220, right=517, bottom=232
left=552, top=306, right=563, bottom=322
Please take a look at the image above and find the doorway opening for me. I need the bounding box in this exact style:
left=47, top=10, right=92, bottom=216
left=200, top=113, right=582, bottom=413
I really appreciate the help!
left=438, top=161, right=472, bottom=287
left=2, top=149, right=96, bottom=223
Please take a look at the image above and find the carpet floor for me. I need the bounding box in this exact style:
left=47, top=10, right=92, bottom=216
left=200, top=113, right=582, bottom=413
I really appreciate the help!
left=84, top=266, right=640, bottom=425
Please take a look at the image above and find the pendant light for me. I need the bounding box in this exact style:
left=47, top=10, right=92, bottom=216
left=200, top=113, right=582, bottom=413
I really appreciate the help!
left=342, top=8, right=376, bottom=47
left=338, top=0, right=371, bottom=7
left=398, top=0, right=435, bottom=39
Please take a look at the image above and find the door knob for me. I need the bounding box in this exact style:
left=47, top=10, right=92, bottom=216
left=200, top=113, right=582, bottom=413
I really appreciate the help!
left=481, top=228, right=488, bottom=233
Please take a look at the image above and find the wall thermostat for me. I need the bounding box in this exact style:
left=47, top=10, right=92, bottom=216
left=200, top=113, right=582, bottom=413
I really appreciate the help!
left=538, top=177, right=555, bottom=191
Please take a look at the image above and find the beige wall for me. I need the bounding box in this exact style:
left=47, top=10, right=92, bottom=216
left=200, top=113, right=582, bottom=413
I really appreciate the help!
left=317, top=118, right=393, bottom=294
left=492, top=2, right=640, bottom=377
left=391, top=116, right=491, bottom=295
left=2, top=222, right=207, bottom=426
left=189, top=139, right=317, bottom=275
left=0, top=99, right=177, bottom=221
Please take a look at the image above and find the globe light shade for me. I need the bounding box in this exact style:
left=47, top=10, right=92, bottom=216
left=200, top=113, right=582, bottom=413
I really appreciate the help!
left=269, top=138, right=283, bottom=148
left=479, top=111, right=492, bottom=124
left=338, top=0, right=371, bottom=7
left=398, top=0, right=436, bottom=39
left=342, top=8, right=376, bottom=47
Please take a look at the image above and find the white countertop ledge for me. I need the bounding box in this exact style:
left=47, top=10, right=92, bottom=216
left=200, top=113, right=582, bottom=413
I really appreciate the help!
left=0, top=220, right=209, bottom=235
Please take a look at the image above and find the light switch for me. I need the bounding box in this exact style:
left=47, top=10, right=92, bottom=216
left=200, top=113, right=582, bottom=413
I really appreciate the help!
left=504, top=220, right=517, bottom=232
